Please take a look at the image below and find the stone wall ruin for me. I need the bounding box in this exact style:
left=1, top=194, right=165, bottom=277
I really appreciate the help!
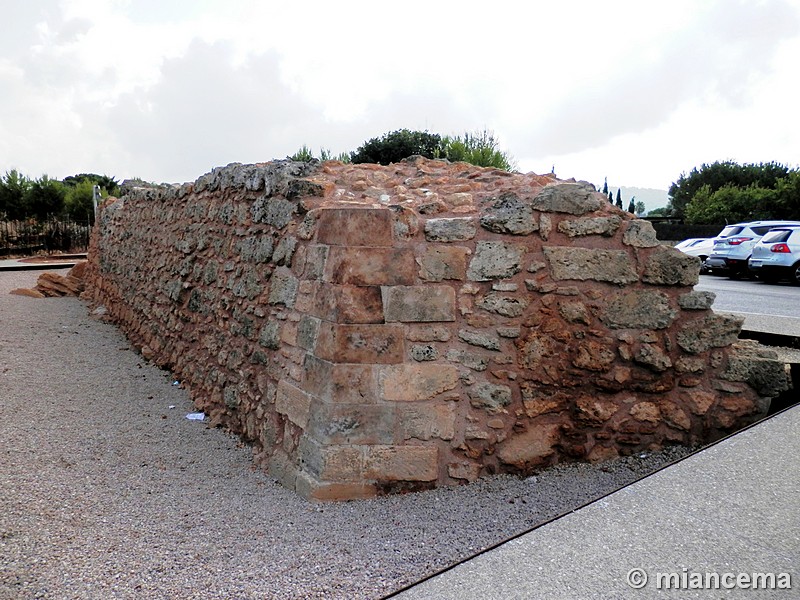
left=83, top=158, right=789, bottom=500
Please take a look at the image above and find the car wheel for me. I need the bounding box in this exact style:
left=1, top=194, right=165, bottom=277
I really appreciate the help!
left=794, top=262, right=800, bottom=286
left=699, top=256, right=709, bottom=274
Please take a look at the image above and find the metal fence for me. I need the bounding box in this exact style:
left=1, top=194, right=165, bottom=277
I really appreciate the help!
left=0, top=216, right=91, bottom=257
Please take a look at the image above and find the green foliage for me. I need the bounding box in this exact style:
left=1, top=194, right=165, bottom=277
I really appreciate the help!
left=635, top=200, right=646, bottom=215
left=439, top=130, right=516, bottom=171
left=288, top=145, right=315, bottom=162
left=62, top=173, right=119, bottom=196
left=350, top=129, right=443, bottom=165
left=647, top=207, right=670, bottom=217
left=0, top=169, right=33, bottom=220
left=64, top=179, right=98, bottom=221
left=26, top=175, right=66, bottom=220
left=289, top=145, right=351, bottom=163
left=668, top=160, right=791, bottom=218
left=684, top=184, right=779, bottom=224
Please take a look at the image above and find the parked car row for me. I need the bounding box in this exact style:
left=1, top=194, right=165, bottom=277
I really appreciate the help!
left=675, top=220, right=800, bottom=284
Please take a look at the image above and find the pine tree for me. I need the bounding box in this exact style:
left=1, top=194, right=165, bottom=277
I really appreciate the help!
left=602, top=177, right=608, bottom=195
left=628, top=196, right=636, bottom=214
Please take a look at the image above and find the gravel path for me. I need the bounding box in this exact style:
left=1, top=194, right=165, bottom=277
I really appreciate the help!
left=1, top=270, right=693, bottom=600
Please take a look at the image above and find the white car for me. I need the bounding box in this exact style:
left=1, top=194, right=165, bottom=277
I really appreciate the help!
left=748, top=226, right=800, bottom=284
left=674, top=238, right=715, bottom=273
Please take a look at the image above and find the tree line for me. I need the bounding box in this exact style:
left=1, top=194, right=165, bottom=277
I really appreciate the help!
left=0, top=171, right=119, bottom=222
left=662, top=161, right=800, bottom=223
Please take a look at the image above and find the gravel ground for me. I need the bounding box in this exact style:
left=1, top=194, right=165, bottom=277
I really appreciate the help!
left=1, top=270, right=694, bottom=600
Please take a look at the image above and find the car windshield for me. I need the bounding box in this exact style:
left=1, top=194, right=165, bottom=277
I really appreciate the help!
left=719, top=226, right=744, bottom=237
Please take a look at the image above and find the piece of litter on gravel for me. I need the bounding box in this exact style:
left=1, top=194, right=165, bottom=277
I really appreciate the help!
left=186, top=412, right=205, bottom=421
left=172, top=380, right=180, bottom=386
left=168, top=405, right=176, bottom=409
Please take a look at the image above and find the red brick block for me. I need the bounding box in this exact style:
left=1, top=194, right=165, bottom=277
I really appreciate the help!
left=317, top=208, right=393, bottom=246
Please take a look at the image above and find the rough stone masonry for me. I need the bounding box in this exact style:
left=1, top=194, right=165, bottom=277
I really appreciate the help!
left=83, top=157, right=790, bottom=500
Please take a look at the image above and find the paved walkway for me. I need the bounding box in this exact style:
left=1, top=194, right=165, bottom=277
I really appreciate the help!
left=392, top=404, right=800, bottom=599
left=0, top=256, right=82, bottom=271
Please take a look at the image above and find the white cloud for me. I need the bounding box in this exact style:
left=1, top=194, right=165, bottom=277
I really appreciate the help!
left=1, top=0, right=798, bottom=189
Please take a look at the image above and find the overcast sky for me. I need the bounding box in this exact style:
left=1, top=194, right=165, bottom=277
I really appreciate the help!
left=2, top=0, right=799, bottom=195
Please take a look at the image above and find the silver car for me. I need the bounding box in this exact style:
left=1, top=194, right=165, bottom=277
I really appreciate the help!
left=705, top=220, right=800, bottom=278
left=748, top=226, right=800, bottom=284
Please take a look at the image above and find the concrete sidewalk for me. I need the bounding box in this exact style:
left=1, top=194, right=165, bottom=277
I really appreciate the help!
left=391, top=404, right=800, bottom=599
left=0, top=255, right=84, bottom=271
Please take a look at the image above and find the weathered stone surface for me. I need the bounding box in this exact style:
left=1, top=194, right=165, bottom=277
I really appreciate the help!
left=268, top=267, right=299, bottom=307
left=325, top=247, right=416, bottom=285
left=236, top=236, right=274, bottom=263
left=317, top=208, right=393, bottom=246
left=531, top=183, right=603, bottom=215
left=252, top=197, right=296, bottom=229
left=398, top=403, right=456, bottom=441
left=479, top=193, right=537, bottom=235
left=258, top=321, right=281, bottom=350
left=559, top=300, right=591, bottom=324
left=544, top=247, right=638, bottom=284
left=275, top=381, right=312, bottom=428
left=682, top=389, right=717, bottom=415
left=315, top=323, right=405, bottom=364
left=477, top=293, right=529, bottom=317
left=458, top=329, right=501, bottom=351
left=634, top=344, right=673, bottom=372
left=417, top=245, right=469, bottom=281
left=410, top=344, right=439, bottom=361
left=380, top=364, right=459, bottom=401
left=445, top=349, right=489, bottom=371
left=467, top=381, right=512, bottom=413
left=622, top=220, right=660, bottom=247
left=299, top=438, right=363, bottom=482
left=601, top=290, right=677, bottom=330
left=630, top=402, right=661, bottom=424
left=576, top=396, right=618, bottom=424
left=307, top=403, right=395, bottom=445
left=363, top=445, right=438, bottom=482
left=721, top=341, right=791, bottom=398
left=34, top=271, right=85, bottom=297
left=497, top=422, right=561, bottom=469
left=311, top=284, right=384, bottom=324
left=678, top=291, right=716, bottom=310
left=677, top=314, right=743, bottom=354
left=9, top=287, right=45, bottom=298
left=573, top=341, right=616, bottom=372
left=642, top=246, right=700, bottom=286
left=557, top=215, right=622, bottom=238
left=660, top=402, right=691, bottom=430
left=383, top=285, right=456, bottom=322
left=424, top=217, right=476, bottom=242
left=302, top=357, right=378, bottom=404
left=467, top=241, right=524, bottom=281
left=406, top=325, right=452, bottom=342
